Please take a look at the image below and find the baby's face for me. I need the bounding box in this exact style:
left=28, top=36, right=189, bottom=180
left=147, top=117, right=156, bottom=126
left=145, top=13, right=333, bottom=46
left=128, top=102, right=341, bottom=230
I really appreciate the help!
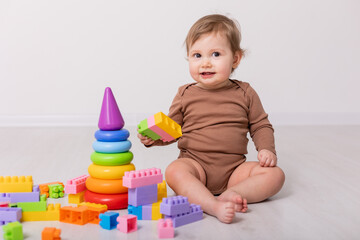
left=188, top=32, right=240, bottom=89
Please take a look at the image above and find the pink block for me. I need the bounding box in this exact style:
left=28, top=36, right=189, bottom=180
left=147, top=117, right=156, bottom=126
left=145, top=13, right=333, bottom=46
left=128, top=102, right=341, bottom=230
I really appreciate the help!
left=117, top=214, right=137, bottom=233
left=64, top=175, right=89, bottom=194
left=147, top=116, right=175, bottom=142
left=158, top=219, right=174, bottom=238
left=123, top=168, right=163, bottom=189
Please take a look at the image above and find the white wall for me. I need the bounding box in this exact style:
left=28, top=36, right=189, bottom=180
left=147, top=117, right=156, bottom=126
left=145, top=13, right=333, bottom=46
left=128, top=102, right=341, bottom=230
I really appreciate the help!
left=1, top=0, right=359, bottom=126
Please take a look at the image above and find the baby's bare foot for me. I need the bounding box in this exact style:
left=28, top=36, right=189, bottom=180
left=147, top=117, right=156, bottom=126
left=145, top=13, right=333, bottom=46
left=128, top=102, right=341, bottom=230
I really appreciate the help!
left=218, top=189, right=248, bottom=213
left=214, top=201, right=235, bottom=224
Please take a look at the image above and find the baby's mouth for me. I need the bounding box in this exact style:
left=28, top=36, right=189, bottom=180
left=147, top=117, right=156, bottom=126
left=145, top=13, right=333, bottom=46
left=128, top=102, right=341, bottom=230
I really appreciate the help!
left=201, top=72, right=215, bottom=76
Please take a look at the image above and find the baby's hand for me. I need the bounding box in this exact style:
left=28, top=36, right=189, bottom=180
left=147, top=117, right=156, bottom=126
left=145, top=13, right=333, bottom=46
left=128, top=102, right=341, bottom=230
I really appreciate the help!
left=257, top=149, right=277, bottom=167
left=137, top=133, right=155, bottom=146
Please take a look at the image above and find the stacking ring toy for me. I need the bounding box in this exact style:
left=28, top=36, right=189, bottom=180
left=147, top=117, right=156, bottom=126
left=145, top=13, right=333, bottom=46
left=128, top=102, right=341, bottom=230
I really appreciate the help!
left=84, top=190, right=128, bottom=210
left=88, top=163, right=135, bottom=179
left=91, top=151, right=133, bottom=166
left=92, top=140, right=132, bottom=153
left=95, top=129, right=130, bottom=142
left=85, top=176, right=127, bottom=194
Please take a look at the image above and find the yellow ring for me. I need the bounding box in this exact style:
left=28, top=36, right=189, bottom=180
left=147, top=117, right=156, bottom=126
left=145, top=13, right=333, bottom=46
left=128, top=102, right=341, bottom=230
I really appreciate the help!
left=88, top=163, right=135, bottom=180
left=85, top=176, right=128, bottom=194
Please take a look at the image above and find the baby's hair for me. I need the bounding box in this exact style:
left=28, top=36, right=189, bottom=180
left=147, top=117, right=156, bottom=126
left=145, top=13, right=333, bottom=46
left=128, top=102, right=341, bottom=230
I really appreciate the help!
left=185, top=14, right=245, bottom=58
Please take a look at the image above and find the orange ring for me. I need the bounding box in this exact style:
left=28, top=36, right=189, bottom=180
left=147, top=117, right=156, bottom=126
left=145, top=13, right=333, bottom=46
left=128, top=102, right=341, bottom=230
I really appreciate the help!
left=85, top=176, right=127, bottom=194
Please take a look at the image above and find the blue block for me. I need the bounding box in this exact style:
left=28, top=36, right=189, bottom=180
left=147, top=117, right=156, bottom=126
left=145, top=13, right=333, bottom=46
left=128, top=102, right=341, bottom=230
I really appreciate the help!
left=99, top=212, right=119, bottom=230
left=128, top=205, right=142, bottom=220
left=128, top=184, right=157, bottom=207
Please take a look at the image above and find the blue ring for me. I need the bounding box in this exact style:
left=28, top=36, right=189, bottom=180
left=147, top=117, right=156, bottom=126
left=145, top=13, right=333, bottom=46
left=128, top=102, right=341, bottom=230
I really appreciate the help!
left=95, top=129, right=130, bottom=142
left=93, top=140, right=132, bottom=153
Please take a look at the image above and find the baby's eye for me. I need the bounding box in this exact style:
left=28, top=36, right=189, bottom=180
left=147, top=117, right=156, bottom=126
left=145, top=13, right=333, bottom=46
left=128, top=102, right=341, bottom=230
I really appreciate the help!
left=212, top=52, right=220, bottom=57
left=193, top=53, right=201, bottom=58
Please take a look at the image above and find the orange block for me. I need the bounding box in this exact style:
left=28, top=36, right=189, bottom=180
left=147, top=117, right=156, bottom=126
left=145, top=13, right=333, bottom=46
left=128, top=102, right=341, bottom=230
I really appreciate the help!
left=39, top=182, right=64, bottom=198
left=78, top=202, right=107, bottom=224
left=59, top=206, right=90, bottom=225
left=85, top=177, right=127, bottom=194
left=42, top=227, right=61, bottom=240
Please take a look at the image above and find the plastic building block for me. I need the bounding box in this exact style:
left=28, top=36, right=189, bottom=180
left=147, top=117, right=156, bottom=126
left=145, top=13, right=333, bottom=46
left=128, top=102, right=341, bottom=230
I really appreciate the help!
left=158, top=180, right=167, bottom=201
left=128, top=184, right=157, bottom=206
left=160, top=196, right=190, bottom=216
left=64, top=175, right=88, bottom=194
left=39, top=182, right=64, bottom=198
left=84, top=190, right=128, bottom=210
left=98, top=87, right=125, bottom=131
left=138, top=119, right=161, bottom=140
left=86, top=177, right=127, bottom=194
left=158, top=219, right=174, bottom=239
left=59, top=206, right=90, bottom=225
left=95, top=129, right=130, bottom=142
left=68, top=191, right=85, bottom=204
left=48, top=184, right=64, bottom=199
left=147, top=115, right=175, bottom=142
left=142, top=204, right=152, bottom=220
left=0, top=176, right=33, bottom=193
left=0, top=202, right=10, bottom=207
left=153, top=112, right=182, bottom=139
left=152, top=201, right=163, bottom=220
left=99, top=212, right=119, bottom=230
left=2, top=221, right=23, bottom=240
left=88, top=163, right=135, bottom=180
left=90, top=151, right=133, bottom=166
left=78, top=202, right=107, bottom=224
left=93, top=140, right=132, bottom=153
left=0, top=185, right=40, bottom=203
left=0, top=208, right=22, bottom=225
left=42, top=227, right=61, bottom=240
left=127, top=205, right=142, bottom=220
left=21, top=204, right=60, bottom=221
left=117, top=214, right=137, bottom=233
left=123, top=168, right=163, bottom=189
left=166, top=204, right=203, bottom=228
left=17, top=194, right=47, bottom=212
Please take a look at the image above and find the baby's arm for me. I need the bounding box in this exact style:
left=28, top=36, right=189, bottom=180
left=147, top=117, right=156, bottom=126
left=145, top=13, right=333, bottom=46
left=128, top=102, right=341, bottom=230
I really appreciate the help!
left=257, top=149, right=277, bottom=167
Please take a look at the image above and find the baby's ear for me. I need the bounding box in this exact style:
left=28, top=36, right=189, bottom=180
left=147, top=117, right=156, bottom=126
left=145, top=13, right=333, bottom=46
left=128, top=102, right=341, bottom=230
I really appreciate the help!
left=232, top=51, right=242, bottom=68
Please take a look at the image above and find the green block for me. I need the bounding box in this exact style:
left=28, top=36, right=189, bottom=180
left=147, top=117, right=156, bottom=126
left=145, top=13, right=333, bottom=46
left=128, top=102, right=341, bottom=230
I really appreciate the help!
left=2, top=221, right=23, bottom=240
left=138, top=119, right=161, bottom=140
left=17, top=194, right=46, bottom=212
left=48, top=184, right=64, bottom=199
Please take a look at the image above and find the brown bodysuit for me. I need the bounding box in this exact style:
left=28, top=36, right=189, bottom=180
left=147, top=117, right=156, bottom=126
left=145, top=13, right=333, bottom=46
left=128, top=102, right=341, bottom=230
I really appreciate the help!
left=151, top=80, right=276, bottom=195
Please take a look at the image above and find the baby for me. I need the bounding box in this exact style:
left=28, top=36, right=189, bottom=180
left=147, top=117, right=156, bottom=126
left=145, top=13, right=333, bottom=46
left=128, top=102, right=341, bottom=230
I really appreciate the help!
left=138, top=14, right=285, bottom=223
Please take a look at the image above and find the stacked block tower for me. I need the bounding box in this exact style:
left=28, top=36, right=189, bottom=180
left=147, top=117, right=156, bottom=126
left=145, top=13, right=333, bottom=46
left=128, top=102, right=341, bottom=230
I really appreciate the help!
left=85, top=87, right=134, bottom=210
left=123, top=168, right=167, bottom=220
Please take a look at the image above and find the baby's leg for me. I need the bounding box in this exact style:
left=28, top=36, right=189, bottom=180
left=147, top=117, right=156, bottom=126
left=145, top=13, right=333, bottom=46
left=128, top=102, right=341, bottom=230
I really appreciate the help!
left=165, top=158, right=236, bottom=223
left=221, top=161, right=285, bottom=205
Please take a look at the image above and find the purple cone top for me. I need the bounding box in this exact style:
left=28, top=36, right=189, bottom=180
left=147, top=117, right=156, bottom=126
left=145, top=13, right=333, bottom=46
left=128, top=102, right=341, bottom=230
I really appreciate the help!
left=98, top=87, right=125, bottom=131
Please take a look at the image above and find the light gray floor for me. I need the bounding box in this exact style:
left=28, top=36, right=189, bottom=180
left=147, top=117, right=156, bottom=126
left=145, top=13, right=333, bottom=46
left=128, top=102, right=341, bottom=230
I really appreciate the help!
left=0, top=126, right=359, bottom=240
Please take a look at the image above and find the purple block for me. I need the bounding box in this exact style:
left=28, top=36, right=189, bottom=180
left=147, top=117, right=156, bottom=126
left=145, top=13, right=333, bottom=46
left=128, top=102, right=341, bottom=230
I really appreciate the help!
left=165, top=204, right=203, bottom=228
left=160, top=196, right=190, bottom=216
left=128, top=184, right=157, bottom=207
left=0, top=208, right=22, bottom=225
left=0, top=186, right=40, bottom=203
left=142, top=204, right=152, bottom=220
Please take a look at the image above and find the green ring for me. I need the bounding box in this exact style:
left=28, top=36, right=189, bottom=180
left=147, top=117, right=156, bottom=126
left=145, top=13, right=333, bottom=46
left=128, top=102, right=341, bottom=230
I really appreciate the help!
left=91, top=151, right=133, bottom=166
